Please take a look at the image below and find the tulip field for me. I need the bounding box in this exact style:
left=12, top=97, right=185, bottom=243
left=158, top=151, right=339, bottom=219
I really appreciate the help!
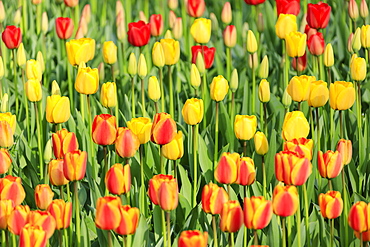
left=1, top=0, right=370, bottom=246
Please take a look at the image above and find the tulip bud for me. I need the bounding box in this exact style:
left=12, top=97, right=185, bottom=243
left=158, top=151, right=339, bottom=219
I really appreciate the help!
left=148, top=174, right=179, bottom=211
left=116, top=1, right=124, bottom=17
left=220, top=200, right=244, bottom=233
left=63, top=150, right=87, bottom=181
left=210, top=75, right=229, bottom=102
left=259, top=79, right=270, bottom=103
left=190, top=18, right=212, bottom=44
left=0, top=57, right=3, bottom=79
left=209, top=13, right=219, bottom=32
left=244, top=196, right=272, bottom=230
left=196, top=52, right=205, bottom=74
left=223, top=25, right=237, bottom=48
left=215, top=152, right=239, bottom=184
left=172, top=17, right=183, bottom=40
left=254, top=131, right=269, bottom=155
left=221, top=2, right=232, bottom=24
left=234, top=115, right=257, bottom=141
left=329, top=81, right=356, bottom=110
left=151, top=113, right=177, bottom=145
left=236, top=157, right=256, bottom=186
left=48, top=159, right=69, bottom=186
left=139, top=11, right=148, bottom=23
left=324, top=43, right=334, bottom=67
left=169, top=11, right=177, bottom=29
left=100, top=82, right=117, bottom=108
left=0, top=2, right=5, bottom=23
left=230, top=69, right=239, bottom=92
left=103, top=41, right=118, bottom=65
left=115, top=205, right=140, bottom=235
left=34, top=184, right=54, bottom=210
left=336, top=139, right=352, bottom=165
left=95, top=196, right=122, bottom=230
left=349, top=0, right=359, bottom=20
left=164, top=30, right=173, bottom=39
left=201, top=182, right=229, bottom=215
left=257, top=12, right=264, bottom=33
left=51, top=80, right=61, bottom=96
left=0, top=148, right=11, bottom=174
left=247, top=30, right=258, bottom=53
left=190, top=64, right=201, bottom=88
left=25, top=79, right=42, bottom=102
left=248, top=53, right=259, bottom=70
left=46, top=95, right=71, bottom=124
left=16, top=43, right=26, bottom=67
left=360, top=0, right=369, bottom=18
left=116, top=15, right=126, bottom=41
left=162, top=131, right=184, bottom=160
left=272, top=185, right=299, bottom=217
left=14, top=9, right=21, bottom=25
left=137, top=54, right=147, bottom=79
left=347, top=33, right=354, bottom=53
left=168, top=0, right=178, bottom=10
left=350, top=55, right=367, bottom=81
left=0, top=94, right=7, bottom=113
left=43, top=138, right=52, bottom=163
left=258, top=55, right=269, bottom=79
left=353, top=28, right=362, bottom=52
left=318, top=150, right=343, bottom=179
left=82, top=4, right=91, bottom=23
left=92, top=114, right=117, bottom=146
left=178, top=230, right=208, bottom=247
left=361, top=25, right=370, bottom=48
left=75, top=67, right=99, bottom=95
left=26, top=59, right=42, bottom=81
left=106, top=164, right=131, bottom=195
left=128, top=53, right=137, bottom=76
left=127, top=117, right=152, bottom=144
left=37, top=51, right=45, bottom=73
left=148, top=76, right=161, bottom=102
left=286, top=31, right=307, bottom=57
left=41, top=12, right=48, bottom=34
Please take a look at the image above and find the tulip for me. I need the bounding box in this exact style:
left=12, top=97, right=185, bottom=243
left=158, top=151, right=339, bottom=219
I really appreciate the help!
left=128, top=53, right=137, bottom=76
left=259, top=79, right=270, bottom=103
left=0, top=175, right=26, bottom=205
left=306, top=2, right=331, bottom=29
left=221, top=2, right=232, bottom=24
left=350, top=56, right=367, bottom=81
left=317, top=150, right=343, bottom=179
left=348, top=33, right=355, bottom=53
left=307, top=32, right=325, bottom=56
left=349, top=0, right=359, bottom=20
left=0, top=199, right=13, bottom=229
left=152, top=42, right=165, bottom=68
left=46, top=95, right=71, bottom=124
left=272, top=185, right=299, bottom=217
left=2, top=26, right=22, bottom=49
left=282, top=111, right=310, bottom=141
left=244, top=196, right=272, bottom=230
left=13, top=9, right=21, bottom=25
left=82, top=4, right=91, bottom=23
left=48, top=159, right=69, bottom=186
left=127, top=21, right=151, bottom=47
left=64, top=0, right=78, bottom=7
left=34, top=184, right=54, bottom=210
left=220, top=200, right=244, bottom=232
left=275, top=14, right=297, bottom=40
left=323, top=43, right=334, bottom=68
left=115, top=127, right=140, bottom=158
left=51, top=129, right=78, bottom=159
left=115, top=205, right=140, bottom=235
left=36, top=52, right=45, bottom=73
left=361, top=25, right=370, bottom=48
left=26, top=59, right=42, bottom=82
left=308, top=80, right=329, bottom=108
left=137, top=54, right=147, bottom=79
left=106, top=163, right=131, bottom=195
left=92, top=114, right=117, bottom=146
left=117, top=17, right=126, bottom=41
left=0, top=112, right=16, bottom=134
left=191, top=46, right=216, bottom=69
left=190, top=64, right=201, bottom=88
left=275, top=151, right=312, bottom=185
left=27, top=210, right=56, bottom=239
left=100, top=82, right=117, bottom=108
left=127, top=117, right=152, bottom=144
left=348, top=201, right=369, bottom=233
left=172, top=17, right=183, bottom=40
left=150, top=14, right=163, bottom=37
left=169, top=10, right=177, bottom=29
left=47, top=199, right=72, bottom=230
left=187, top=0, right=206, bottom=17
left=41, top=12, right=48, bottom=34
left=63, top=150, right=87, bottom=181
left=209, top=13, right=219, bottom=32
left=259, top=56, right=269, bottom=79
left=195, top=52, right=205, bottom=74
left=148, top=174, right=179, bottom=211
left=236, top=157, right=256, bottom=186
left=215, top=152, right=239, bottom=184
left=17, top=43, right=26, bottom=67
left=160, top=39, right=180, bottom=65
left=51, top=80, right=61, bottom=96
left=230, top=69, right=239, bottom=92
left=25, top=79, right=42, bottom=102
left=19, top=224, right=47, bottom=247
left=254, top=132, right=269, bottom=155
left=234, top=115, right=257, bottom=141
left=336, top=139, right=352, bottom=165
left=318, top=191, right=343, bottom=219
left=75, top=67, right=99, bottom=95
left=247, top=30, right=258, bottom=53
left=162, top=131, right=184, bottom=160
left=102, top=41, right=117, bottom=65
left=0, top=148, right=11, bottom=174
left=7, top=205, right=30, bottom=235
left=150, top=113, right=177, bottom=145
left=360, top=0, right=369, bottom=18
left=182, top=98, right=204, bottom=125
left=223, top=25, right=237, bottom=48
left=292, top=53, right=307, bottom=72
left=244, top=0, right=265, bottom=5
left=0, top=2, right=4, bottom=23
left=283, top=138, right=313, bottom=161
left=355, top=230, right=370, bottom=241
left=179, top=230, right=208, bottom=247
left=210, top=75, right=229, bottom=102
left=190, top=18, right=211, bottom=44
left=55, top=17, right=74, bottom=40
left=148, top=76, right=161, bottom=102
left=66, top=38, right=95, bottom=66
left=276, top=0, right=300, bottom=16
left=329, top=81, right=356, bottom=111
left=285, top=31, right=306, bottom=58
left=95, top=196, right=122, bottom=230
left=201, top=182, right=229, bottom=215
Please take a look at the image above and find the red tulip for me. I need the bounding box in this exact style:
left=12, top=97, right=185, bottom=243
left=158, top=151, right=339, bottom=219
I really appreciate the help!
left=292, top=52, right=307, bottom=72
left=52, top=128, right=79, bottom=159
left=276, top=0, right=300, bottom=16
left=187, top=0, right=206, bottom=17
left=55, top=17, right=74, bottom=40
left=149, top=14, right=163, bottom=37
left=115, top=127, right=140, bottom=158
left=7, top=205, right=30, bottom=235
left=243, top=196, right=272, bottom=230
left=236, top=157, right=256, bottom=186
left=2, top=26, right=22, bottom=50
left=114, top=205, right=140, bottom=235
left=127, top=21, right=151, bottom=47
left=92, top=114, right=117, bottom=146
left=150, top=113, right=177, bottom=145
left=215, top=152, right=239, bottom=185
left=307, top=32, right=325, bottom=56
left=272, top=185, right=299, bottom=217
left=105, top=163, right=131, bottom=195
left=244, top=0, right=266, bottom=5
left=191, top=45, right=216, bottom=69
left=201, top=182, right=229, bottom=215
left=220, top=200, right=244, bottom=232
left=306, top=2, right=331, bottom=29
left=317, top=150, right=343, bottom=179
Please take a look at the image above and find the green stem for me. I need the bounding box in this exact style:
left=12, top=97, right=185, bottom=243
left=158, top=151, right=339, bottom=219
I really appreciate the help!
left=202, top=73, right=207, bottom=130
left=243, top=226, right=247, bottom=247
left=339, top=110, right=343, bottom=138
left=360, top=232, right=363, bottom=247
left=283, top=40, right=289, bottom=90
left=35, top=103, right=43, bottom=179
left=169, top=66, right=174, bottom=117
left=212, top=215, right=218, bottom=247
left=87, top=95, right=95, bottom=179
left=192, top=125, right=198, bottom=208
left=316, top=108, right=320, bottom=152
left=166, top=211, right=171, bottom=247
left=74, top=181, right=81, bottom=247
left=65, top=41, right=74, bottom=112
left=103, top=146, right=108, bottom=195
left=328, top=179, right=333, bottom=191
left=213, top=102, right=219, bottom=182
left=310, top=107, right=315, bottom=142
left=36, top=3, right=41, bottom=35
left=21, top=69, right=30, bottom=139
left=287, top=216, right=291, bottom=247
left=252, top=59, right=256, bottom=115
left=59, top=229, right=63, bottom=247
left=330, top=107, right=334, bottom=143
left=243, top=141, right=247, bottom=157
left=296, top=199, right=301, bottom=247
left=141, top=78, right=146, bottom=117
left=262, top=156, right=266, bottom=198
left=254, top=230, right=258, bottom=245
left=342, top=170, right=348, bottom=246
left=2, top=231, right=5, bottom=247
left=226, top=47, right=231, bottom=81
left=230, top=92, right=235, bottom=152
left=11, top=233, right=15, bottom=247
left=131, top=76, right=135, bottom=118
left=123, top=235, right=127, bottom=247
left=330, top=219, right=334, bottom=247
left=303, top=183, right=311, bottom=247
left=140, top=146, right=146, bottom=217
left=161, top=209, right=167, bottom=247
left=160, top=145, right=164, bottom=174
left=12, top=50, right=19, bottom=115
left=107, top=231, right=112, bottom=247
left=101, top=0, right=107, bottom=28
left=159, top=68, right=164, bottom=112
left=282, top=217, right=286, bottom=247
left=263, top=103, right=268, bottom=137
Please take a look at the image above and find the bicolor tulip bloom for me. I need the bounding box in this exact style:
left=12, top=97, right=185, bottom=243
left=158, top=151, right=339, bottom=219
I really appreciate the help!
left=19, top=224, right=47, bottom=247
left=150, top=113, right=177, bottom=145
left=48, top=159, right=69, bottom=186
left=178, top=230, right=208, bottom=247
left=0, top=199, right=14, bottom=229
left=215, top=152, right=240, bottom=184
left=317, top=150, right=343, bottom=179
left=115, top=127, right=140, bottom=158
left=115, top=205, right=140, bottom=235
left=336, top=139, right=352, bottom=165
left=236, top=157, right=256, bottom=186
left=47, top=199, right=72, bottom=229
left=105, top=164, right=131, bottom=195
left=283, top=138, right=314, bottom=161
left=92, top=114, right=117, bottom=146
left=7, top=205, right=30, bottom=235
left=63, top=150, right=87, bottom=181
left=220, top=200, right=244, bottom=233
left=27, top=210, right=56, bottom=239
left=34, top=184, right=54, bottom=210
left=244, top=196, right=273, bottom=230
left=348, top=201, right=370, bottom=233
left=0, top=148, right=11, bottom=174
left=52, top=129, right=79, bottom=159
left=201, top=182, right=229, bottom=215
left=148, top=174, right=179, bottom=211
left=0, top=175, right=26, bottom=206
left=318, top=191, right=343, bottom=219
left=95, top=196, right=122, bottom=230
left=272, top=185, right=299, bottom=217
left=187, top=0, right=206, bottom=17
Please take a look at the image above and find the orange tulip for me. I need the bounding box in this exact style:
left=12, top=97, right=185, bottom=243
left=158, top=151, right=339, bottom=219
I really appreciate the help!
left=0, top=148, right=11, bottom=174
left=274, top=151, right=312, bottom=186
left=52, top=129, right=79, bottom=159
left=148, top=174, right=179, bottom=211
left=63, top=150, right=87, bottom=181
left=0, top=199, right=13, bottom=229
left=47, top=199, right=72, bottom=230
left=0, top=175, right=26, bottom=205
left=201, top=182, right=229, bottom=215
left=0, top=121, right=14, bottom=148
left=243, top=196, right=273, bottom=229
left=178, top=230, right=208, bottom=247
left=7, top=205, right=30, bottom=235
left=95, top=196, right=122, bottom=230
left=236, top=157, right=256, bottom=186
left=150, top=113, right=177, bottom=145
left=317, top=150, right=343, bottom=179
left=19, top=224, right=47, bottom=247
left=215, top=152, right=239, bottom=184
left=115, top=127, right=140, bottom=158
left=48, top=159, right=69, bottom=186
left=114, top=205, right=140, bottom=235
left=336, top=139, right=352, bottom=165
left=220, top=200, right=244, bottom=233
left=92, top=114, right=117, bottom=146
left=348, top=201, right=370, bottom=233
left=355, top=229, right=370, bottom=241
left=318, top=191, right=343, bottom=219
left=34, top=184, right=54, bottom=210
left=27, top=210, right=56, bottom=239
left=105, top=164, right=131, bottom=195
left=272, top=185, right=299, bottom=217
left=283, top=138, right=314, bottom=161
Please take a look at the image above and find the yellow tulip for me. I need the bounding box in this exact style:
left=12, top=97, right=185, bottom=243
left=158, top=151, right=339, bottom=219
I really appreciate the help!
left=182, top=98, right=204, bottom=125
left=275, top=14, right=297, bottom=40
left=137, top=54, right=147, bottom=79
left=128, top=53, right=137, bottom=76
left=282, top=111, right=310, bottom=141
left=25, top=79, right=42, bottom=102
left=361, top=25, right=370, bottom=48
left=102, top=41, right=118, bottom=64
left=287, top=75, right=316, bottom=102
left=190, top=64, right=201, bottom=88
left=234, top=115, right=257, bottom=141
left=324, top=43, right=334, bottom=67
left=26, top=59, right=42, bottom=81
left=254, top=131, right=269, bottom=155
left=75, top=67, right=99, bottom=95
left=46, top=95, right=71, bottom=124
left=66, top=38, right=96, bottom=66
left=0, top=112, right=16, bottom=134
left=160, top=39, right=180, bottom=65
left=51, top=80, right=61, bottom=96
left=352, top=27, right=362, bottom=52
left=152, top=42, right=165, bottom=68
left=247, top=30, right=258, bottom=53
left=285, top=31, right=306, bottom=58
left=161, top=131, right=184, bottom=160
left=350, top=55, right=367, bottom=81
left=329, top=81, right=356, bottom=110
left=190, top=18, right=212, bottom=44
left=148, top=76, right=161, bottom=102
left=230, top=69, right=239, bottom=92
left=210, top=75, right=229, bottom=102
left=127, top=117, right=152, bottom=144
left=259, top=55, right=269, bottom=79
left=259, top=79, right=270, bottom=103
left=308, top=80, right=329, bottom=108
left=17, top=43, right=26, bottom=67
left=100, top=82, right=117, bottom=108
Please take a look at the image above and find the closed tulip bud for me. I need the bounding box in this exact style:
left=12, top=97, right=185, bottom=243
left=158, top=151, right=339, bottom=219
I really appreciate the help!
left=360, top=0, right=369, bottom=18
left=323, top=43, right=334, bottom=67
left=230, top=69, right=239, bottom=92
left=179, top=230, right=208, bottom=247
left=275, top=14, right=297, bottom=40
left=201, top=182, right=229, bottom=215
left=55, top=17, right=74, bottom=40
left=7, top=205, right=30, bottom=235
left=0, top=199, right=13, bottom=229
left=258, top=79, right=270, bottom=103
left=41, top=12, right=48, bottom=34
left=34, top=184, right=54, bottom=210
left=329, top=81, right=356, bottom=110
left=244, top=196, right=272, bottom=230
left=190, top=18, right=211, bottom=44
left=190, top=64, right=201, bottom=88
left=349, top=0, right=359, bottom=20
left=286, top=31, right=306, bottom=58
left=292, top=52, right=307, bottom=72
left=2, top=25, right=22, bottom=50
left=249, top=53, right=259, bottom=70
left=0, top=57, right=4, bottom=79
left=283, top=138, right=313, bottom=160
left=148, top=174, right=179, bottom=211
left=44, top=139, right=52, bottom=162
left=182, top=98, right=204, bottom=125
left=127, top=117, right=152, bottom=144
left=115, top=205, right=140, bottom=235
left=92, top=114, right=117, bottom=146
left=336, top=139, right=352, bottom=165
left=234, top=115, right=257, bottom=141
left=162, top=131, right=184, bottom=160
left=19, top=224, right=47, bottom=247
left=0, top=2, right=4, bottom=23
left=75, top=67, right=99, bottom=95
left=272, top=185, right=299, bottom=217
left=164, top=30, right=173, bottom=39
left=100, top=82, right=117, bottom=108
left=287, top=75, right=315, bottom=102
left=187, top=0, right=206, bottom=17
left=0, top=148, right=11, bottom=174
left=26, top=59, right=42, bottom=81
left=275, top=151, right=312, bottom=185
left=150, top=14, right=164, bottom=37
left=95, top=196, right=122, bottom=230
left=353, top=28, right=362, bottom=52
left=48, top=159, right=69, bottom=186
left=282, top=111, right=309, bottom=141
left=308, top=80, right=329, bottom=108
left=128, top=53, right=137, bottom=76
left=308, top=32, right=325, bottom=56
left=139, top=11, right=148, bottom=23
left=66, top=38, right=95, bottom=66
left=13, top=9, right=21, bottom=25
left=347, top=33, right=354, bottom=53
left=28, top=211, right=56, bottom=240
left=318, top=150, right=343, bottom=179
left=0, top=94, right=7, bottom=113
left=220, top=200, right=244, bottom=233
left=258, top=55, right=269, bottom=79
left=17, top=43, right=26, bottom=67
left=160, top=39, right=180, bottom=65
left=52, top=129, right=78, bottom=159
left=350, top=55, right=367, bottom=81
left=236, top=157, right=256, bottom=186
left=254, top=131, right=269, bottom=155
left=46, top=95, right=70, bottom=124
left=361, top=25, right=370, bottom=48
left=25, top=79, right=42, bottom=102
left=137, top=54, right=147, bottom=79
left=82, top=4, right=91, bottom=23
left=102, top=41, right=117, bottom=65
left=106, top=163, right=131, bottom=195
left=51, top=80, right=61, bottom=96
left=318, top=191, right=343, bottom=219
left=348, top=201, right=370, bottom=233
left=116, top=1, right=124, bottom=17
left=221, top=2, right=232, bottom=24
left=209, top=13, right=219, bottom=32
left=196, top=52, right=206, bottom=74
left=115, top=127, right=140, bottom=158
left=173, top=17, right=183, bottom=40
left=215, top=152, right=240, bottom=184
left=210, top=75, right=229, bottom=102
left=152, top=42, right=165, bottom=68
left=169, top=11, right=177, bottom=29
left=116, top=15, right=126, bottom=41
left=247, top=30, right=258, bottom=53
left=64, top=0, right=78, bottom=7
left=63, top=150, right=87, bottom=181
left=47, top=199, right=72, bottom=229
left=168, top=0, right=178, bottom=10
left=37, top=52, right=45, bottom=73
left=223, top=25, right=237, bottom=48
left=151, top=113, right=177, bottom=145
left=0, top=175, right=26, bottom=206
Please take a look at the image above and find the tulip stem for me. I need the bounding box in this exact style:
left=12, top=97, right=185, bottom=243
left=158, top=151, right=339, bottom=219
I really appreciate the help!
left=60, top=186, right=64, bottom=200
left=263, top=103, right=268, bottom=137
left=202, top=73, right=207, bottom=130
left=166, top=211, right=171, bottom=247
left=243, top=141, right=247, bottom=157
left=341, top=170, right=349, bottom=247
left=262, top=155, right=266, bottom=198
left=360, top=233, right=363, bottom=247
left=212, top=215, right=218, bottom=247
left=12, top=50, right=19, bottom=115
left=251, top=58, right=256, bottom=115
left=330, top=219, right=334, bottom=247
left=253, top=230, right=258, bottom=245
left=230, top=232, right=235, bottom=247
left=34, top=102, right=44, bottom=179
left=226, top=47, right=231, bottom=81
left=282, top=217, right=287, bottom=247
left=21, top=69, right=30, bottom=139
left=230, top=93, right=235, bottom=152
left=296, top=199, right=301, bottom=247
left=74, top=181, right=81, bottom=247
left=11, top=233, right=15, bottom=247
left=283, top=40, right=289, bottom=91
left=65, top=41, right=74, bottom=112
left=243, top=226, right=247, bottom=247
left=328, top=179, right=333, bottom=191
left=159, top=68, right=164, bottom=112
left=140, top=146, right=146, bottom=217
left=1, top=230, right=5, bottom=247
left=87, top=95, right=95, bottom=180
left=168, top=65, right=174, bottom=118
left=131, top=76, right=135, bottom=118
left=213, top=102, right=219, bottom=182
left=303, top=183, right=311, bottom=247
left=161, top=209, right=167, bottom=247
left=107, top=231, right=112, bottom=247
left=59, top=229, right=63, bottom=247
left=192, top=125, right=198, bottom=208
left=315, top=108, right=320, bottom=151
left=141, top=78, right=146, bottom=117
left=103, top=146, right=108, bottom=194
